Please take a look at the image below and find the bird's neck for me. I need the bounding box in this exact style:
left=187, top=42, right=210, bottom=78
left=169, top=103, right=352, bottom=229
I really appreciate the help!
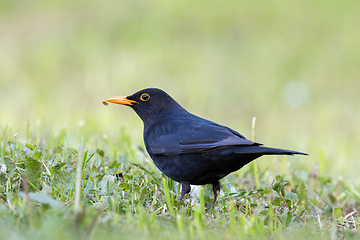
left=138, top=102, right=186, bottom=126
left=142, top=105, right=188, bottom=132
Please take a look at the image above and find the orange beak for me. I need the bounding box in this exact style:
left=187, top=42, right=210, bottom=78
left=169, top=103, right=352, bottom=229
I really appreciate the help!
left=104, top=96, right=138, bottom=106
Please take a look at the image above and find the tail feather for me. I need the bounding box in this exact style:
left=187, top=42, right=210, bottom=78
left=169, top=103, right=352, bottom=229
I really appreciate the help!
left=234, top=146, right=308, bottom=156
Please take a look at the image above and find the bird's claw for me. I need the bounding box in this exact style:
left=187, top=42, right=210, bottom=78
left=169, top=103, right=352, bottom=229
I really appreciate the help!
left=176, top=193, right=188, bottom=202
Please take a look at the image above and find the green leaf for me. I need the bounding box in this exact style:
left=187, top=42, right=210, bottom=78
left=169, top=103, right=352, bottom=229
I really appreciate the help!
left=298, top=181, right=307, bottom=205
left=283, top=211, right=292, bottom=227
left=119, top=182, right=129, bottom=191
left=18, top=192, right=64, bottom=208
left=25, top=143, right=35, bottom=150
left=4, top=156, right=15, bottom=175
left=284, top=192, right=298, bottom=201
left=82, top=151, right=88, bottom=170
left=273, top=197, right=281, bottom=206
left=50, top=162, right=66, bottom=175
left=123, top=173, right=132, bottom=181
left=85, top=152, right=94, bottom=165
left=96, top=149, right=105, bottom=158
left=271, top=176, right=289, bottom=197
left=99, top=175, right=117, bottom=194
left=332, top=208, right=343, bottom=220
left=33, top=151, right=43, bottom=160
left=25, top=157, right=42, bottom=191
left=52, top=169, right=75, bottom=189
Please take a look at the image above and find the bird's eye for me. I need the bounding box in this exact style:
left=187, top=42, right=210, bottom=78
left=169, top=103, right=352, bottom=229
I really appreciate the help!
left=140, top=93, right=150, bottom=101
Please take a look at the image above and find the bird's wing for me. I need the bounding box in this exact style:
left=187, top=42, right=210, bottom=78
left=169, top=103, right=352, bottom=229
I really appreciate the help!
left=147, top=119, right=256, bottom=156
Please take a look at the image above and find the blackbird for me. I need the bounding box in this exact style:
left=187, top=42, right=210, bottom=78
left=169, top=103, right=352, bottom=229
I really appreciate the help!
left=105, top=88, right=307, bottom=207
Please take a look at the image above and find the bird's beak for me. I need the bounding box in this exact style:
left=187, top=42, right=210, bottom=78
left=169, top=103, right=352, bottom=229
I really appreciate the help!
left=105, top=96, right=138, bottom=106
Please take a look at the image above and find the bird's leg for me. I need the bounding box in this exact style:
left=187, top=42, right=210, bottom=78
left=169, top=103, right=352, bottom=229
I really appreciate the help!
left=212, top=181, right=221, bottom=208
left=176, top=181, right=191, bottom=201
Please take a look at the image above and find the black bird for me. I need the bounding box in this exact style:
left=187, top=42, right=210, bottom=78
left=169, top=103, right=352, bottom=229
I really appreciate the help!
left=104, top=88, right=307, bottom=207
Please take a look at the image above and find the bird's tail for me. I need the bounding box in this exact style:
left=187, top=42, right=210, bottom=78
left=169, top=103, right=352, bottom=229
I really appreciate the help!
left=234, top=146, right=308, bottom=156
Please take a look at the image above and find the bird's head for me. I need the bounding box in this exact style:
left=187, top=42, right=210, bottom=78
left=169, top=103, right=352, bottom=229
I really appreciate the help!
left=104, top=88, right=185, bottom=125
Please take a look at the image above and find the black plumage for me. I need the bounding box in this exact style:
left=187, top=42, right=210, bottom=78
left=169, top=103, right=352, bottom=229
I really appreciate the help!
left=105, top=88, right=307, bottom=207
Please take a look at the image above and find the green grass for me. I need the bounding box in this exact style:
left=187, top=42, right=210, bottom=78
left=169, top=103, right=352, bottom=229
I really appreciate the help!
left=1, top=0, right=360, bottom=239
left=0, top=124, right=359, bottom=240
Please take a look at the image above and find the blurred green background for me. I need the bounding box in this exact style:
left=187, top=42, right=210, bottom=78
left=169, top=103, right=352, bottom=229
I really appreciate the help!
left=1, top=0, right=359, bottom=179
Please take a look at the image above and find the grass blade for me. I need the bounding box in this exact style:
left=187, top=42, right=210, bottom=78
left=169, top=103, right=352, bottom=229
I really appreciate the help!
left=74, top=138, right=84, bottom=212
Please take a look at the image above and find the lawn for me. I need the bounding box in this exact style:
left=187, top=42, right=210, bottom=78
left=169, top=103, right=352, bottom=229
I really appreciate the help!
left=1, top=0, right=360, bottom=239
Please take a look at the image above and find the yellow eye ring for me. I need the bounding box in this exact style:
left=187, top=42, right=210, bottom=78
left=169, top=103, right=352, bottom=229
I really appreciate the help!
left=140, top=93, right=150, bottom=101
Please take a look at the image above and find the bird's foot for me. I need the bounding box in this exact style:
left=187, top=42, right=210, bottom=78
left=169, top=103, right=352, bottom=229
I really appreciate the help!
left=212, top=190, right=220, bottom=209
left=212, top=181, right=221, bottom=209
left=176, top=181, right=191, bottom=202
left=176, top=193, right=188, bottom=202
